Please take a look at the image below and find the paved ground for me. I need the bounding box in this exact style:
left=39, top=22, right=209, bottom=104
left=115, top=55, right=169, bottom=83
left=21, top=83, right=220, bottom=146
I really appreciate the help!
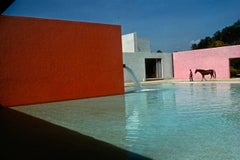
left=125, top=78, right=240, bottom=86
left=0, top=107, right=152, bottom=160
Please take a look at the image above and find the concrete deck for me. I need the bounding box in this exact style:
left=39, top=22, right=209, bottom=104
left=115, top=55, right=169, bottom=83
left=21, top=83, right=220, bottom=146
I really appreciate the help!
left=0, top=107, right=152, bottom=160
left=124, top=78, right=240, bottom=87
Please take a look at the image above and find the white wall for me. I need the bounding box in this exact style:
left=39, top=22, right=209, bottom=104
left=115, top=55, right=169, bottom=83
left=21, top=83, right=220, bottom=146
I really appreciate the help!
left=123, top=52, right=173, bottom=82
left=122, top=32, right=173, bottom=83
left=137, top=37, right=151, bottom=52
left=122, top=33, right=136, bottom=52
left=122, top=32, right=151, bottom=52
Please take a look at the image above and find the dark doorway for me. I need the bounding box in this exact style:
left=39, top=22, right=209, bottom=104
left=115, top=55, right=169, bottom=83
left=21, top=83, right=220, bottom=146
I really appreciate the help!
left=145, top=58, right=162, bottom=80
left=229, top=58, right=240, bottom=78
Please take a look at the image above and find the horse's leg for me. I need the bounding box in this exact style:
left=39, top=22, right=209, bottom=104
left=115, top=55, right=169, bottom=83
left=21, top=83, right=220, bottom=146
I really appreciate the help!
left=211, top=72, right=214, bottom=79
left=203, top=75, right=207, bottom=81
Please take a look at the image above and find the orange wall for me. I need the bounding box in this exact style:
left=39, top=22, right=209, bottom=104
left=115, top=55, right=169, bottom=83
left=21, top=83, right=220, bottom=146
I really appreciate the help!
left=0, top=15, right=124, bottom=107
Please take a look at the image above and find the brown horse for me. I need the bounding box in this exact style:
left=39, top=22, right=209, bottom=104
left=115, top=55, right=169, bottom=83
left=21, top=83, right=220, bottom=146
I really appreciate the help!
left=195, top=69, right=216, bottom=81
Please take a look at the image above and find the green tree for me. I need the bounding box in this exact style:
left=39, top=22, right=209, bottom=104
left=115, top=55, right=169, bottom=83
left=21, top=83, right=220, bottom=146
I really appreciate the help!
left=208, top=40, right=225, bottom=48
left=192, top=20, right=240, bottom=50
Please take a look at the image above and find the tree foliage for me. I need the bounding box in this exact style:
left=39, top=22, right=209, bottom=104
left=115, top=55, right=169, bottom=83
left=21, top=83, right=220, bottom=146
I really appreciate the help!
left=192, top=20, right=240, bottom=50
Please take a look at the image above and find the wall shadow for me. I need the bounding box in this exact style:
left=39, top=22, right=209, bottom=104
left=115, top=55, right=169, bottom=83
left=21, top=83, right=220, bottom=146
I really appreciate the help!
left=0, top=0, right=15, bottom=14
left=0, top=107, right=152, bottom=160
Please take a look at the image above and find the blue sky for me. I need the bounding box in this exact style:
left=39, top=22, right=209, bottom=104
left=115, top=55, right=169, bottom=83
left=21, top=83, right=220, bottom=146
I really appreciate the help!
left=4, top=0, right=240, bottom=52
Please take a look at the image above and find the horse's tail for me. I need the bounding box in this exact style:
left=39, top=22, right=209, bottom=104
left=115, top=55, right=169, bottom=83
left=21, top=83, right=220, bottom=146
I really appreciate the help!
left=213, top=70, right=216, bottom=78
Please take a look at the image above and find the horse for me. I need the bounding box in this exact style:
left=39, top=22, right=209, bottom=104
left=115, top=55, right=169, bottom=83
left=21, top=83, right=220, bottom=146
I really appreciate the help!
left=194, top=69, right=216, bottom=81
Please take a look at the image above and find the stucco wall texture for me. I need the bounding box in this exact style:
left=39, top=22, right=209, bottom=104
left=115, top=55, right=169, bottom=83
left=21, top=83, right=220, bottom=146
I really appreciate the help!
left=173, top=45, right=240, bottom=79
left=0, top=15, right=124, bottom=107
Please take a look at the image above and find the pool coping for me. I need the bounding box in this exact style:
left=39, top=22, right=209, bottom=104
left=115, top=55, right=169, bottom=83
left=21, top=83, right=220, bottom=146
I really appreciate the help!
left=125, top=78, right=240, bottom=87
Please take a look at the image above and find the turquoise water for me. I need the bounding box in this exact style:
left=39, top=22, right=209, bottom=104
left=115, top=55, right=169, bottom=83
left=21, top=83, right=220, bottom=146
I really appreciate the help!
left=125, top=83, right=240, bottom=159
left=14, top=83, right=240, bottom=160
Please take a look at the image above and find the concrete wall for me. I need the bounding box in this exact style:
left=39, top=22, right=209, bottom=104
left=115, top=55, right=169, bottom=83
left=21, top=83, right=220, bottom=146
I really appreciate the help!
left=122, top=33, right=136, bottom=52
left=0, top=15, right=124, bottom=107
left=122, top=32, right=173, bottom=83
left=173, top=45, right=240, bottom=79
left=137, top=37, right=151, bottom=52
left=123, top=52, right=173, bottom=82
left=122, top=32, right=150, bottom=52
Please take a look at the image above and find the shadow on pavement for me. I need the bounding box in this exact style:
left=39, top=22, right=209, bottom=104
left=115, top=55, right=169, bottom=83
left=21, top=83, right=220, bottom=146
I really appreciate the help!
left=0, top=107, right=152, bottom=160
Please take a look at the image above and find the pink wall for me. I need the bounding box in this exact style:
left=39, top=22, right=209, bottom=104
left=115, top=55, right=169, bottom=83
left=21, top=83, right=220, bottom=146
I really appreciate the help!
left=173, top=45, right=240, bottom=79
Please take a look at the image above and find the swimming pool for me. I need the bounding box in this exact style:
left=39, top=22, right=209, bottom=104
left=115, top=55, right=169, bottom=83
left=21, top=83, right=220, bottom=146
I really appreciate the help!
left=13, top=83, right=240, bottom=160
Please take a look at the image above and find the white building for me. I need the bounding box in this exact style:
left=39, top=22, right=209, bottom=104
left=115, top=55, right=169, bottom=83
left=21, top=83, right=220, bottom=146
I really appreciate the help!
left=122, top=33, right=173, bottom=83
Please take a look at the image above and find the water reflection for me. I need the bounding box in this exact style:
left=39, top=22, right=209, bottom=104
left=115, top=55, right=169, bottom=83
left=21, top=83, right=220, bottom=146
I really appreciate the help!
left=124, top=84, right=178, bottom=156
left=124, top=83, right=240, bottom=159
left=222, top=83, right=240, bottom=124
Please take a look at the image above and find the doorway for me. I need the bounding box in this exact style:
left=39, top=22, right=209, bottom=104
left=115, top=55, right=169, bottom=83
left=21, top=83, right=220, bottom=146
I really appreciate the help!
left=229, top=58, right=240, bottom=78
left=145, top=58, right=162, bottom=80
